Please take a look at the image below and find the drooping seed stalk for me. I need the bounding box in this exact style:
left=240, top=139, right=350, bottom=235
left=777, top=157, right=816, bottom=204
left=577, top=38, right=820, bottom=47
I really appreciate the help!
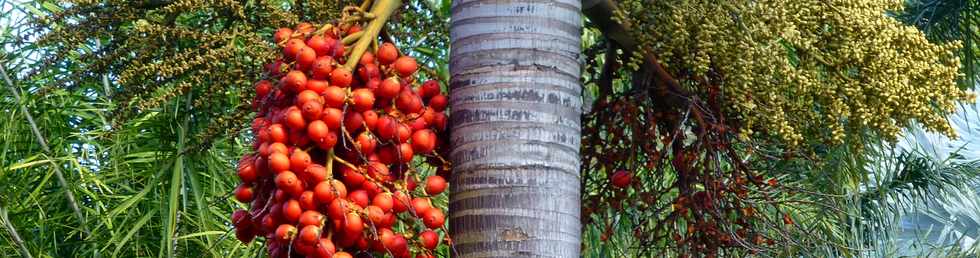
left=0, top=64, right=90, bottom=237
left=343, top=0, right=402, bottom=70
left=0, top=206, right=33, bottom=258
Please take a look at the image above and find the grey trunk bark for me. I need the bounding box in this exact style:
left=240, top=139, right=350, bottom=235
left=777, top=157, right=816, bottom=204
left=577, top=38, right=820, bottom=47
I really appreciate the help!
left=448, top=0, right=583, bottom=257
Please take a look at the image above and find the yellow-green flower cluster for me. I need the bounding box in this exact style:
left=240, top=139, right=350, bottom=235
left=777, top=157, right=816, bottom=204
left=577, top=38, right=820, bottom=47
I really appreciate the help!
left=617, top=0, right=974, bottom=146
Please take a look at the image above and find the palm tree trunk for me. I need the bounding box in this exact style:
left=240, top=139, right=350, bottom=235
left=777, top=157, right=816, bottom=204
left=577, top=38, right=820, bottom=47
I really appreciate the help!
left=448, top=0, right=583, bottom=257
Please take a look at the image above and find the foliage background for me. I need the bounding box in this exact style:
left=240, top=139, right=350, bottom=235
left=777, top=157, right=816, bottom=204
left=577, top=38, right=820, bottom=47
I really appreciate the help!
left=0, top=0, right=976, bottom=257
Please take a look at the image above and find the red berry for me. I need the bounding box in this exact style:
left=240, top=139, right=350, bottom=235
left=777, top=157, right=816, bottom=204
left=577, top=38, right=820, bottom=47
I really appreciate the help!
left=298, top=190, right=317, bottom=210
left=330, top=67, right=353, bottom=88
left=424, top=175, right=447, bottom=195
left=282, top=199, right=302, bottom=222
left=611, top=170, right=632, bottom=188
left=311, top=56, right=335, bottom=80
left=377, top=77, right=401, bottom=99
left=295, top=46, right=317, bottom=70
left=351, top=88, right=375, bottom=112
left=274, top=28, right=294, bottom=44
left=255, top=80, right=273, bottom=98
left=320, top=108, right=343, bottom=130
left=313, top=181, right=337, bottom=204
left=322, top=86, right=347, bottom=108
left=290, top=149, right=312, bottom=172
left=299, top=225, right=321, bottom=244
left=429, top=94, right=448, bottom=112
left=274, top=224, right=297, bottom=241
left=411, top=129, right=437, bottom=154
left=299, top=210, right=326, bottom=227
left=421, top=208, right=444, bottom=229
left=234, top=184, right=255, bottom=202
left=420, top=80, right=441, bottom=99
left=392, top=56, right=417, bottom=77
left=283, top=39, right=306, bottom=61
left=419, top=230, right=439, bottom=250
left=377, top=43, right=399, bottom=65
left=282, top=70, right=308, bottom=93
left=306, top=35, right=329, bottom=56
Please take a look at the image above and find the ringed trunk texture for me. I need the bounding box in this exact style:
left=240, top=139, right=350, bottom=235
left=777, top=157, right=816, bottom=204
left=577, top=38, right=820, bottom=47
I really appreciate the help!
left=448, top=0, right=583, bottom=257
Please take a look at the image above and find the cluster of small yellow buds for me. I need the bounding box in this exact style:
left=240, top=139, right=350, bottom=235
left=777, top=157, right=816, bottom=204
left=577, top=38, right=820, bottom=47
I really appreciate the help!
left=618, top=0, right=974, bottom=148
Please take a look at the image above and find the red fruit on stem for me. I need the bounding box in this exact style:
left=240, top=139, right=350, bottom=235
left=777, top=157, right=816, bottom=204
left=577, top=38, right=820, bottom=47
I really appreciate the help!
left=377, top=43, right=398, bottom=65
left=348, top=190, right=370, bottom=208
left=285, top=107, right=306, bottom=129
left=307, top=120, right=330, bottom=143
left=343, top=212, right=364, bottom=234
left=392, top=191, right=410, bottom=213
left=343, top=111, right=364, bottom=133
left=372, top=193, right=394, bottom=212
left=298, top=191, right=317, bottom=210
left=611, top=170, right=633, bottom=188
left=269, top=152, right=291, bottom=173
left=330, top=67, right=353, bottom=88
left=232, top=209, right=252, bottom=228
left=306, top=35, right=329, bottom=56
left=295, top=46, right=317, bottom=69
left=429, top=94, right=448, bottom=112
left=290, top=149, right=313, bottom=172
left=395, top=124, right=412, bottom=143
left=311, top=56, right=335, bottom=80
left=255, top=80, right=273, bottom=98
left=422, top=208, right=445, bottom=229
left=295, top=22, right=315, bottom=34
left=356, top=132, right=377, bottom=154
left=377, top=77, right=401, bottom=99
left=305, top=164, right=328, bottom=184
left=274, top=28, right=294, bottom=44
left=283, top=39, right=306, bottom=61
left=302, top=101, right=324, bottom=120
left=365, top=205, right=386, bottom=225
left=299, top=210, right=326, bottom=227
left=317, top=238, right=337, bottom=257
left=320, top=108, right=343, bottom=130
left=313, top=181, right=337, bottom=204
left=237, top=163, right=257, bottom=184
left=351, top=88, right=375, bottom=112
left=235, top=227, right=256, bottom=244
left=419, top=230, right=439, bottom=250
left=396, top=90, right=424, bottom=115
left=299, top=225, right=321, bottom=243
left=411, top=197, right=433, bottom=216
left=274, top=224, right=298, bottom=241
left=322, top=86, right=347, bottom=108
left=424, top=175, right=447, bottom=195
left=297, top=90, right=321, bottom=106
left=268, top=124, right=288, bottom=143
left=235, top=184, right=255, bottom=202
left=393, top=56, right=418, bottom=77
left=358, top=63, right=381, bottom=81
left=282, top=199, right=302, bottom=222
left=397, top=143, right=414, bottom=163
left=420, top=80, right=441, bottom=99
left=282, top=70, right=308, bottom=93
left=361, top=110, right=378, bottom=131
left=275, top=171, right=303, bottom=195
left=411, top=129, right=437, bottom=154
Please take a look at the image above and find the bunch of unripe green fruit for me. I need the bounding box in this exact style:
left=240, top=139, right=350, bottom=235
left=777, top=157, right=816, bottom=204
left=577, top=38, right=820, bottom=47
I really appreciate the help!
left=232, top=20, right=450, bottom=258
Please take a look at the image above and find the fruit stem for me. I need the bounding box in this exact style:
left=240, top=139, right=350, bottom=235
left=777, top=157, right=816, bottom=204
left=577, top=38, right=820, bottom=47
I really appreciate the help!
left=360, top=0, right=374, bottom=11
left=341, top=31, right=364, bottom=45
left=326, top=149, right=335, bottom=180
left=344, top=0, right=402, bottom=70
left=333, top=155, right=360, bottom=171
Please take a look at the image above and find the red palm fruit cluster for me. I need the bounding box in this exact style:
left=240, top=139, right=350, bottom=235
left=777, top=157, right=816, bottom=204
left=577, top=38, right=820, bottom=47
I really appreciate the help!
left=233, top=21, right=451, bottom=258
